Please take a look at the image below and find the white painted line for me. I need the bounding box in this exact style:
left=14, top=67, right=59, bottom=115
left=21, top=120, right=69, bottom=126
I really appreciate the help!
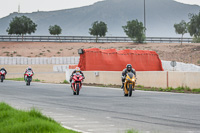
left=109, top=125, right=115, bottom=127
left=49, top=115, right=75, bottom=118
left=87, top=129, right=94, bottom=132
left=73, top=124, right=115, bottom=128
left=43, top=112, right=53, bottom=114
left=58, top=118, right=86, bottom=121
left=62, top=125, right=90, bottom=133
left=106, top=117, right=111, bottom=119
left=61, top=121, right=99, bottom=124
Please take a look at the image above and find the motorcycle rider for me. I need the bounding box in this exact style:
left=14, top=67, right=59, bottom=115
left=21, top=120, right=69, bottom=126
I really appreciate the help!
left=24, top=66, right=34, bottom=80
left=0, top=67, right=7, bottom=78
left=70, top=67, right=85, bottom=87
left=121, top=64, right=136, bottom=89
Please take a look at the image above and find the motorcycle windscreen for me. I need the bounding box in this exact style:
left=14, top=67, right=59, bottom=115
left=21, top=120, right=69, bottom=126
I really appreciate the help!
left=127, top=72, right=134, bottom=79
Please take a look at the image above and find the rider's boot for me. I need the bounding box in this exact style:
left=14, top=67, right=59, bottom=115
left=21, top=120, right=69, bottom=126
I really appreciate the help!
left=121, top=83, right=124, bottom=89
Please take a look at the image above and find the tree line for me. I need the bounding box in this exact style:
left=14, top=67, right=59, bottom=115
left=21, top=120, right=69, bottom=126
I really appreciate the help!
left=174, top=11, right=200, bottom=44
left=6, top=11, right=200, bottom=43
left=6, top=15, right=145, bottom=43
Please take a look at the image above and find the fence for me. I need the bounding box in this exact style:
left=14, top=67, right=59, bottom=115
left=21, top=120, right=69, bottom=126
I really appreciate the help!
left=0, top=57, right=79, bottom=65
left=0, top=35, right=193, bottom=43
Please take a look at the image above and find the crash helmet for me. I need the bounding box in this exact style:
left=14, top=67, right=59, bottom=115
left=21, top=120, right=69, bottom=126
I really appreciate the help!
left=27, top=66, right=32, bottom=71
left=1, top=67, right=4, bottom=70
left=126, top=64, right=132, bottom=72
left=75, top=67, right=80, bottom=73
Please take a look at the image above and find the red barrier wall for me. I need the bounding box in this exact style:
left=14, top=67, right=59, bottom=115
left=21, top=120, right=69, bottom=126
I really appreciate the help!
left=78, top=48, right=164, bottom=71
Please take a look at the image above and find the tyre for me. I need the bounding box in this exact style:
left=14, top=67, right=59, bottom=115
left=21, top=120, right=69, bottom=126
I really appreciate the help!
left=129, top=84, right=132, bottom=97
left=124, top=91, right=128, bottom=97
left=73, top=92, right=76, bottom=95
left=1, top=76, right=3, bottom=82
left=76, top=84, right=79, bottom=95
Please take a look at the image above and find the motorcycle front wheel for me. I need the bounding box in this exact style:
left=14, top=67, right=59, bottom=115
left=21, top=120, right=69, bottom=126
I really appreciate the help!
left=1, top=76, right=4, bottom=82
left=76, top=84, right=79, bottom=95
left=129, top=84, right=132, bottom=97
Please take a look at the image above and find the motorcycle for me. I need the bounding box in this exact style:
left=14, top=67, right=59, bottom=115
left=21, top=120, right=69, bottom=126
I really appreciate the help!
left=71, top=72, right=84, bottom=95
left=24, top=70, right=33, bottom=86
left=124, top=72, right=136, bottom=97
left=0, top=70, right=6, bottom=82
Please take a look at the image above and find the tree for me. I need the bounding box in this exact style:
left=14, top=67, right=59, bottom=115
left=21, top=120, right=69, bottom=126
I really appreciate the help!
left=188, top=12, right=200, bottom=43
left=122, top=19, right=145, bottom=43
left=89, top=21, right=108, bottom=43
left=49, top=25, right=62, bottom=35
left=174, top=20, right=187, bottom=45
left=7, top=16, right=37, bottom=41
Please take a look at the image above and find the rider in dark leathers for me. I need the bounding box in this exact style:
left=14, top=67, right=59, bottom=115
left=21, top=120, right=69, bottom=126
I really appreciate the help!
left=121, top=64, right=136, bottom=89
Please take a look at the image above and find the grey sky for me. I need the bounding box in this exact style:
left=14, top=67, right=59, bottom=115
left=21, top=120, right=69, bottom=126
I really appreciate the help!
left=0, top=0, right=199, bottom=19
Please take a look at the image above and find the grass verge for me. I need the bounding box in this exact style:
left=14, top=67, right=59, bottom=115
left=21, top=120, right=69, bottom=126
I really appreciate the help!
left=6, top=78, right=41, bottom=82
left=83, top=83, right=200, bottom=94
left=63, top=80, right=69, bottom=84
left=0, top=102, right=78, bottom=133
left=125, top=129, right=139, bottom=133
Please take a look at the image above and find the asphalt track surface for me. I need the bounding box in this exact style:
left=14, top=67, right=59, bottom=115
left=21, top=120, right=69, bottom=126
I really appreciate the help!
left=0, top=80, right=200, bottom=133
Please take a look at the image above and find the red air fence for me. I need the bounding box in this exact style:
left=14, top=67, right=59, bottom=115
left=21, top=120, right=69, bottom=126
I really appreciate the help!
left=78, top=48, right=164, bottom=71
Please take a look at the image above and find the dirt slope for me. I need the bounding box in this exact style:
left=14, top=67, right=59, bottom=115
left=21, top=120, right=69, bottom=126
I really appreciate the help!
left=0, top=42, right=199, bottom=65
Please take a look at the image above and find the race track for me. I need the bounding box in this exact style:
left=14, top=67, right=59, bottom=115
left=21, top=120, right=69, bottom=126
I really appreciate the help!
left=0, top=81, right=200, bottom=133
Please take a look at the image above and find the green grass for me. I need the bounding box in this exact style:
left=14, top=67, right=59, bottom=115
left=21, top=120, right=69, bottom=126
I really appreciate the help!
left=0, top=102, right=78, bottom=133
left=63, top=80, right=69, bottom=84
left=6, top=78, right=41, bottom=82
left=137, top=85, right=144, bottom=88
left=136, top=86, right=200, bottom=94
left=6, top=78, right=24, bottom=81
left=34, top=78, right=41, bottom=82
left=125, top=129, right=139, bottom=133
left=192, top=88, right=200, bottom=93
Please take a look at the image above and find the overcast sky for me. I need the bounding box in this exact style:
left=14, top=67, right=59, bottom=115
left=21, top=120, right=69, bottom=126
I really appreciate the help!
left=0, top=0, right=199, bottom=19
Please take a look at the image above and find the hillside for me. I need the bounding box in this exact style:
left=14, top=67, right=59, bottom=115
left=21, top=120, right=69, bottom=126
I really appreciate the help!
left=0, top=0, right=199, bottom=37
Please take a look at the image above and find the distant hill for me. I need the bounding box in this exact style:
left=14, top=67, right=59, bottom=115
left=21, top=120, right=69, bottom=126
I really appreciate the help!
left=0, top=0, right=199, bottom=37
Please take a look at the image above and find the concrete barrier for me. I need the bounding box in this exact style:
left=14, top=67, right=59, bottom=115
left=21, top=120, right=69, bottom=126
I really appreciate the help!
left=0, top=64, right=66, bottom=83
left=81, top=71, right=200, bottom=89
left=168, top=72, right=200, bottom=89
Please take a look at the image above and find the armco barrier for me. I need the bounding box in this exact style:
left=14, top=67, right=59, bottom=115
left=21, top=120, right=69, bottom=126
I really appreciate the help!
left=0, top=57, right=79, bottom=65
left=0, top=35, right=193, bottom=43
left=81, top=71, right=200, bottom=89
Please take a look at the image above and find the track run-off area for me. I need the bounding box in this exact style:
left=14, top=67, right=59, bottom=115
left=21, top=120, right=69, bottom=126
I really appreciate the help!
left=0, top=81, right=200, bottom=133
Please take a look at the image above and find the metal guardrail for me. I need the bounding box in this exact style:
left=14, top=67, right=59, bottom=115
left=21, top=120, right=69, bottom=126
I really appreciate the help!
left=0, top=35, right=193, bottom=43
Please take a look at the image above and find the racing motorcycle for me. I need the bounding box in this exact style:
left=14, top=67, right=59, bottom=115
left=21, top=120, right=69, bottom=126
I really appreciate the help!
left=24, top=70, right=33, bottom=86
left=71, top=72, right=84, bottom=95
left=124, top=72, right=136, bottom=97
left=0, top=70, right=6, bottom=82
